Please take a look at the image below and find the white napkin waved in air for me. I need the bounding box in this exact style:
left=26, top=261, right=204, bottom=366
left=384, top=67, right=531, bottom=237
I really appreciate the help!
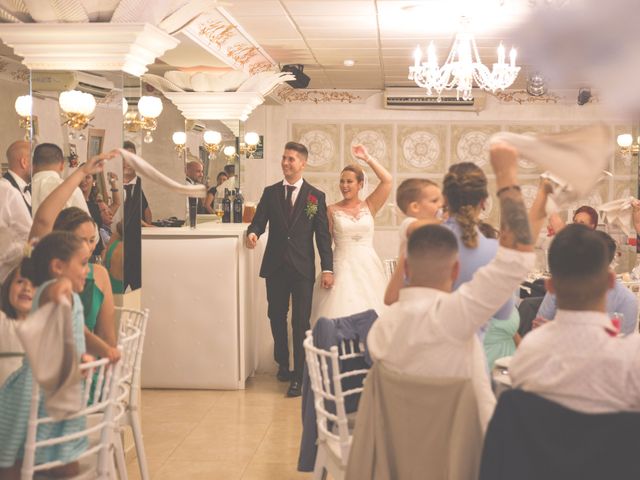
left=14, top=300, right=83, bottom=420
left=490, top=125, right=612, bottom=210
left=117, top=148, right=206, bottom=198
left=599, top=197, right=636, bottom=237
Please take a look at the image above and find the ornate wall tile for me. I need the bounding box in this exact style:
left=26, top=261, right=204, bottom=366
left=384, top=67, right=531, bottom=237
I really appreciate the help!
left=397, top=124, right=446, bottom=174
left=304, top=174, right=343, bottom=206
left=450, top=125, right=500, bottom=172
left=373, top=203, right=394, bottom=228
left=614, top=177, right=636, bottom=200
left=292, top=123, right=339, bottom=173
left=344, top=124, right=393, bottom=171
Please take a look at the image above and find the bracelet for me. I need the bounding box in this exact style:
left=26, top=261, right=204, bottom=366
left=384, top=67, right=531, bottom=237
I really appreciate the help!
left=496, top=185, right=521, bottom=197
left=110, top=188, right=119, bottom=192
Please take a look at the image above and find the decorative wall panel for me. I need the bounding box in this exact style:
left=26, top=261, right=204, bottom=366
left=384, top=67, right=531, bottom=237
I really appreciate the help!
left=290, top=121, right=634, bottom=230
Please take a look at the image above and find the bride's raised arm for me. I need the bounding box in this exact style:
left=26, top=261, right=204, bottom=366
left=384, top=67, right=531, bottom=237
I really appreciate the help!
left=352, top=144, right=392, bottom=216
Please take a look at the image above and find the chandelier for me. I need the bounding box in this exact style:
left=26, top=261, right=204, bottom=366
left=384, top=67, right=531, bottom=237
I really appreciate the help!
left=408, top=18, right=520, bottom=100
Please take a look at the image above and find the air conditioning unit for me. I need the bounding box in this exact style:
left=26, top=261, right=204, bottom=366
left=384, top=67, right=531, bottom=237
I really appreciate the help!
left=185, top=120, right=206, bottom=132
left=384, top=88, right=486, bottom=112
left=30, top=71, right=115, bottom=98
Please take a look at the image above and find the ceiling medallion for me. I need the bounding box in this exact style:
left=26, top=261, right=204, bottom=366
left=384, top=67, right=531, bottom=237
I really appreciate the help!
left=409, top=17, right=520, bottom=100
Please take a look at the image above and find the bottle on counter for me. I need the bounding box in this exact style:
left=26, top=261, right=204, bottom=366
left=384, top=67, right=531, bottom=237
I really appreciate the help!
left=222, top=188, right=231, bottom=223
left=233, top=189, right=244, bottom=223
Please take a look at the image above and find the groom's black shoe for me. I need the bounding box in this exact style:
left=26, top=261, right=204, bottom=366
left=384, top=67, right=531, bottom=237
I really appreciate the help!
left=277, top=366, right=291, bottom=382
left=286, top=379, right=302, bottom=398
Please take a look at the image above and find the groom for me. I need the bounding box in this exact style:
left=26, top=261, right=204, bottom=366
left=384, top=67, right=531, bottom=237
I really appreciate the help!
left=246, top=141, right=334, bottom=397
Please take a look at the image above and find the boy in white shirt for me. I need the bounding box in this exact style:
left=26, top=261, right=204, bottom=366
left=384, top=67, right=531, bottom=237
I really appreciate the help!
left=384, top=178, right=443, bottom=305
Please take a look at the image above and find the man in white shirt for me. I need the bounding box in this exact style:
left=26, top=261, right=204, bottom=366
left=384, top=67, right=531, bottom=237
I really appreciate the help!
left=510, top=224, right=640, bottom=413
left=30, top=143, right=88, bottom=215
left=3, top=140, right=32, bottom=215
left=0, top=179, right=31, bottom=282
left=368, top=144, right=544, bottom=430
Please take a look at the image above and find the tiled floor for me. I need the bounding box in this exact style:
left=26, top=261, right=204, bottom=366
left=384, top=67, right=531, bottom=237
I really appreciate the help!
left=126, top=374, right=312, bottom=479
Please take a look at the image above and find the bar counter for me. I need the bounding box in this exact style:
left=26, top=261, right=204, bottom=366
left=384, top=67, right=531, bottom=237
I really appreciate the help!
left=140, top=221, right=259, bottom=389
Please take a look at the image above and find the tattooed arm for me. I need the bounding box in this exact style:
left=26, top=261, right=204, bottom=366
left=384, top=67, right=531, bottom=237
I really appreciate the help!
left=490, top=143, right=536, bottom=252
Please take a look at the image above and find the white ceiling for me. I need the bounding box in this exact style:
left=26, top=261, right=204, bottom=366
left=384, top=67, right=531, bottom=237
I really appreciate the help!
left=223, top=0, right=546, bottom=89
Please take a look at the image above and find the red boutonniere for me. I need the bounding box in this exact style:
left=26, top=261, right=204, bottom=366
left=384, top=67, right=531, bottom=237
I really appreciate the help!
left=305, top=194, right=318, bottom=219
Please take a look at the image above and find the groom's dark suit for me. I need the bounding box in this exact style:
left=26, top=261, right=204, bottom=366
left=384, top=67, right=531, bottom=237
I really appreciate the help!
left=248, top=179, right=333, bottom=380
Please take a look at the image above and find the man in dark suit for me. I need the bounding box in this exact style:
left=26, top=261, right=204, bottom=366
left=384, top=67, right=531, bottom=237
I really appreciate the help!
left=3, top=140, right=32, bottom=215
left=247, top=141, right=334, bottom=397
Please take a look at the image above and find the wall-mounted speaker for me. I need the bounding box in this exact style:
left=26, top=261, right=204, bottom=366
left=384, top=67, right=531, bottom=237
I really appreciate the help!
left=281, top=64, right=310, bottom=89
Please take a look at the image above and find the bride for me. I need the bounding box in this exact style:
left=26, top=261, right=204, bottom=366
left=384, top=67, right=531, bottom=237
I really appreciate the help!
left=311, top=144, right=392, bottom=322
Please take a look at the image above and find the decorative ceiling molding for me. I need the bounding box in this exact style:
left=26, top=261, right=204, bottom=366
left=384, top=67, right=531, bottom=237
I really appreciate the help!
left=0, top=23, right=179, bottom=76
left=490, top=89, right=562, bottom=104
left=181, top=10, right=276, bottom=75
left=163, top=91, right=265, bottom=121
left=273, top=86, right=377, bottom=105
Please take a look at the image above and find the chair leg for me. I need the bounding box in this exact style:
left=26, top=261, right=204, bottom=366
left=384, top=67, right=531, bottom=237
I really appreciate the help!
left=313, top=445, right=328, bottom=480
left=130, top=411, right=150, bottom=480
left=113, top=430, right=128, bottom=480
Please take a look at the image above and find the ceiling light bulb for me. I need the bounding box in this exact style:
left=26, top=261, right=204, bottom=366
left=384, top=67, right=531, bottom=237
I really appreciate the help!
left=138, top=96, right=163, bottom=119
left=223, top=145, right=236, bottom=157
left=203, top=130, right=222, bottom=145
left=172, top=131, right=187, bottom=146
left=244, top=132, right=260, bottom=146
left=15, top=95, right=32, bottom=117
left=617, top=133, right=633, bottom=148
left=343, top=59, right=355, bottom=67
left=122, top=98, right=128, bottom=116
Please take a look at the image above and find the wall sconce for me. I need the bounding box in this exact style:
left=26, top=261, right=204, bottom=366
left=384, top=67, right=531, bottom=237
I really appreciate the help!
left=240, top=131, right=260, bottom=159
left=203, top=130, right=222, bottom=156
left=617, top=133, right=639, bottom=157
left=59, top=90, right=96, bottom=140
left=223, top=145, right=237, bottom=162
left=14, top=94, right=32, bottom=140
left=122, top=98, right=128, bottom=115
left=124, top=95, right=163, bottom=143
left=172, top=131, right=187, bottom=154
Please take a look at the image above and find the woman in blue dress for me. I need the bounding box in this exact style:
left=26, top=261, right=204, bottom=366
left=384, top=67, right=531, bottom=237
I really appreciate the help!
left=442, top=162, right=517, bottom=334
left=0, top=231, right=90, bottom=479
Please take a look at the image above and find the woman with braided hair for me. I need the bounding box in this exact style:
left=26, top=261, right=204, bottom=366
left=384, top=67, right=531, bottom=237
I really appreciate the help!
left=442, top=162, right=516, bottom=323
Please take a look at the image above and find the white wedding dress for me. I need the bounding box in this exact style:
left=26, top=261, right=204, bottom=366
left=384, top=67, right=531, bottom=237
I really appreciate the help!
left=311, top=203, right=387, bottom=323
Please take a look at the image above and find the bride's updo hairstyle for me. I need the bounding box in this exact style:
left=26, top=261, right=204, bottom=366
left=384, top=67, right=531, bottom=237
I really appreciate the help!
left=341, top=164, right=365, bottom=185
left=443, top=162, right=488, bottom=249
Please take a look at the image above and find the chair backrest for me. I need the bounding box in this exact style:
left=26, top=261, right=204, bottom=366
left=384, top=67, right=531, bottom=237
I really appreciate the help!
left=383, top=258, right=398, bottom=280
left=303, top=330, right=368, bottom=466
left=115, top=307, right=149, bottom=409
left=113, top=324, right=142, bottom=423
left=480, top=389, right=640, bottom=480
left=22, top=356, right=121, bottom=480
left=346, top=363, right=483, bottom=480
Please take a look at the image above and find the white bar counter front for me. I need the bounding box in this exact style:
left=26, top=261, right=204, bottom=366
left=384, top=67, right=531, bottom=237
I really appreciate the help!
left=140, top=222, right=258, bottom=389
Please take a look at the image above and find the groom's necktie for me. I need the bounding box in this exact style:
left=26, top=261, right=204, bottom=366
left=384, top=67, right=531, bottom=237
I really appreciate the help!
left=285, top=185, right=296, bottom=218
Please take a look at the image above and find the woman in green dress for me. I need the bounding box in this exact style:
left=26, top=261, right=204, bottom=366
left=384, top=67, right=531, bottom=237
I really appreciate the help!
left=29, top=155, right=120, bottom=362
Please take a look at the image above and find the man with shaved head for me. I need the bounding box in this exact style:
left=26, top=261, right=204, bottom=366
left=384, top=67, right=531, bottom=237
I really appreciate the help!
left=367, top=143, right=549, bottom=430
left=185, top=159, right=206, bottom=213
left=3, top=140, right=31, bottom=214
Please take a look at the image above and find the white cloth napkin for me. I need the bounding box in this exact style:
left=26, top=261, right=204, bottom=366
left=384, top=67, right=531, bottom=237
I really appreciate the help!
left=600, top=197, right=635, bottom=237
left=490, top=125, right=612, bottom=210
left=14, top=300, right=82, bottom=420
left=117, top=148, right=206, bottom=198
